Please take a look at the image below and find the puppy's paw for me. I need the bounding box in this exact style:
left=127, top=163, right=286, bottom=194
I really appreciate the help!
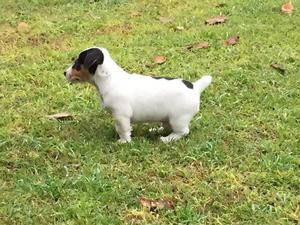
left=160, top=132, right=186, bottom=143
left=118, top=138, right=131, bottom=143
left=160, top=136, right=172, bottom=143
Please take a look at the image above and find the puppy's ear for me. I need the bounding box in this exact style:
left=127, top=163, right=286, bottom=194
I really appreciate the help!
left=83, top=48, right=104, bottom=74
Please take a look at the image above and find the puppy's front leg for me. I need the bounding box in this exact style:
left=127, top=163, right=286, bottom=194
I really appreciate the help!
left=114, top=115, right=132, bottom=143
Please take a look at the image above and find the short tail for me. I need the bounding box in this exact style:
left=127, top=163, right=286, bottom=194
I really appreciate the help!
left=193, top=75, right=212, bottom=93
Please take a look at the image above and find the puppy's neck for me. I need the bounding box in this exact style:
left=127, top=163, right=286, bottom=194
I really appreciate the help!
left=93, top=49, right=125, bottom=97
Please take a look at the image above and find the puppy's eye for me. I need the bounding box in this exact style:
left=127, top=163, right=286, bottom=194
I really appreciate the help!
left=71, top=59, right=81, bottom=71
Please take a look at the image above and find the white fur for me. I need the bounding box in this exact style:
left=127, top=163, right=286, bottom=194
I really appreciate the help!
left=65, top=47, right=212, bottom=143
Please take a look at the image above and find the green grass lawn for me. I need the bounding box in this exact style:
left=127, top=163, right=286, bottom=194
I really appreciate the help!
left=0, top=0, right=299, bottom=224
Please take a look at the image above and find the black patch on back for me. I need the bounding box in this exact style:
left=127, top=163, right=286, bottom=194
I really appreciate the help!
left=152, top=76, right=175, bottom=80
left=72, top=48, right=104, bottom=74
left=182, top=80, right=194, bottom=89
left=152, top=76, right=194, bottom=89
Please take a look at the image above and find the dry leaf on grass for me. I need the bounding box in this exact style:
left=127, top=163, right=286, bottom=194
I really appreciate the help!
left=46, top=112, right=73, bottom=120
left=130, top=11, right=140, bottom=17
left=140, top=197, right=175, bottom=211
left=224, top=36, right=240, bottom=46
left=159, top=16, right=173, bottom=24
left=186, top=41, right=209, bottom=50
left=175, top=26, right=184, bottom=31
left=271, top=63, right=285, bottom=74
left=281, top=2, right=294, bottom=14
left=17, top=21, right=30, bottom=33
left=153, top=56, right=166, bottom=64
left=205, top=16, right=227, bottom=25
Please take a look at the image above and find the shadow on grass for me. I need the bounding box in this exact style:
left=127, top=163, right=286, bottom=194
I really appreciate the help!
left=54, top=112, right=171, bottom=144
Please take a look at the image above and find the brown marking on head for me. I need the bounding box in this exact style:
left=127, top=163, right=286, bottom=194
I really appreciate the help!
left=64, top=48, right=104, bottom=83
left=69, top=65, right=93, bottom=83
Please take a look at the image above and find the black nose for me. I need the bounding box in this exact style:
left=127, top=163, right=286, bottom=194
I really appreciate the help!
left=64, top=71, right=66, bottom=76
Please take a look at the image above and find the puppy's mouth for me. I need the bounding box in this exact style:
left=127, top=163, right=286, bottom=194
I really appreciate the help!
left=70, top=77, right=82, bottom=82
left=64, top=69, right=79, bottom=84
left=64, top=66, right=93, bottom=84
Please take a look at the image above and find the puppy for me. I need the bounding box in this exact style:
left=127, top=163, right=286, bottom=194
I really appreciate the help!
left=64, top=47, right=212, bottom=143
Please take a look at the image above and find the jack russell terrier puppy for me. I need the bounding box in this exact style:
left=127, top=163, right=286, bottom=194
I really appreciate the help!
left=64, top=47, right=212, bottom=143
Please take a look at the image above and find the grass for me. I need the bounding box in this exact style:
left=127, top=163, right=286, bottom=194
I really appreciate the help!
left=0, top=0, right=299, bottom=224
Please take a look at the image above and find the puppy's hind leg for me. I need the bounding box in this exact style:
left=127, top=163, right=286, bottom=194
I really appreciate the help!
left=114, top=115, right=132, bottom=143
left=160, top=116, right=191, bottom=143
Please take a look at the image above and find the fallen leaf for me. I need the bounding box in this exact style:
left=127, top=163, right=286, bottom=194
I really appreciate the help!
left=188, top=41, right=209, bottom=49
left=281, top=2, right=293, bottom=14
left=216, top=3, right=226, bottom=8
left=224, top=36, right=239, bottom=46
left=194, top=41, right=209, bottom=49
left=46, top=112, right=73, bottom=120
left=159, top=16, right=173, bottom=24
left=17, top=21, right=30, bottom=33
left=271, top=63, right=285, bottom=74
left=205, top=15, right=227, bottom=25
left=186, top=41, right=209, bottom=50
left=140, top=197, right=175, bottom=211
left=153, top=56, right=166, bottom=64
left=130, top=11, right=140, bottom=17
left=175, top=26, right=185, bottom=31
